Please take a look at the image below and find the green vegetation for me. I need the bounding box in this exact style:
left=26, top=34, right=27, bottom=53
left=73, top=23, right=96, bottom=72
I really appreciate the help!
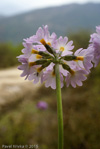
left=68, top=30, right=90, bottom=51
left=0, top=43, right=22, bottom=68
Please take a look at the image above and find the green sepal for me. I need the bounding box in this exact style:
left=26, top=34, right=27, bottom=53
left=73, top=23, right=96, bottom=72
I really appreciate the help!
left=35, top=59, right=50, bottom=65
left=42, top=61, right=51, bottom=69
left=61, top=55, right=77, bottom=61
left=45, top=44, right=55, bottom=56
left=38, top=51, right=54, bottom=59
left=61, top=62, right=71, bottom=71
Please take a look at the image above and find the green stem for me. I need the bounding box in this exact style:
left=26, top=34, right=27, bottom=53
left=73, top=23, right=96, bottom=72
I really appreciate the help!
left=55, top=64, right=64, bottom=149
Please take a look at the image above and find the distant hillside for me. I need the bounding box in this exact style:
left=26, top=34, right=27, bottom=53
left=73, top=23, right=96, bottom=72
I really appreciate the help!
left=0, top=15, right=5, bottom=19
left=0, top=3, right=100, bottom=44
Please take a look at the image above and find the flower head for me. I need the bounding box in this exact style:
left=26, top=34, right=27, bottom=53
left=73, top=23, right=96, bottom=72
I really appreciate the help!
left=89, top=26, right=100, bottom=67
left=17, top=25, right=94, bottom=88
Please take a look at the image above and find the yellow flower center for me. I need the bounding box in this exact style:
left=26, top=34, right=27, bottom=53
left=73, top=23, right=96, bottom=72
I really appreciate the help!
left=60, top=47, right=64, bottom=52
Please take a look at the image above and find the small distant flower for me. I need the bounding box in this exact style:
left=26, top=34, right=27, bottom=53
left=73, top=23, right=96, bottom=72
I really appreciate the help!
left=37, top=101, right=48, bottom=110
left=17, top=25, right=95, bottom=88
left=89, top=26, right=100, bottom=67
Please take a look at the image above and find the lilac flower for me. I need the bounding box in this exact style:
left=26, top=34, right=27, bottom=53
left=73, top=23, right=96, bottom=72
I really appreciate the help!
left=22, top=42, right=38, bottom=58
left=28, top=65, right=43, bottom=84
left=59, top=65, right=68, bottom=77
left=37, top=101, right=48, bottom=110
left=89, top=26, right=100, bottom=67
left=43, top=68, right=64, bottom=89
left=35, top=25, right=57, bottom=47
left=54, top=36, right=74, bottom=56
left=66, top=69, right=87, bottom=88
left=43, top=25, right=57, bottom=46
left=23, top=35, right=37, bottom=44
left=42, top=63, right=64, bottom=89
left=28, top=53, right=42, bottom=64
left=17, top=55, right=35, bottom=80
left=17, top=55, right=28, bottom=63
left=74, top=48, right=93, bottom=72
left=18, top=63, right=33, bottom=80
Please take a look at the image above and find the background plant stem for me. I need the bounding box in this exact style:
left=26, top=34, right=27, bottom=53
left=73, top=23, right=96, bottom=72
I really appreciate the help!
left=55, top=63, right=64, bottom=149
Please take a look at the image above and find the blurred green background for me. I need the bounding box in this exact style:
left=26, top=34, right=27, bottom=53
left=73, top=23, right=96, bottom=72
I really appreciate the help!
left=0, top=29, right=100, bottom=149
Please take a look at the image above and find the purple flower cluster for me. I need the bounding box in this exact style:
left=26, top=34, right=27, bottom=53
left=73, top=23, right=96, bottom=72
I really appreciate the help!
left=17, top=25, right=100, bottom=89
left=89, top=26, right=100, bottom=67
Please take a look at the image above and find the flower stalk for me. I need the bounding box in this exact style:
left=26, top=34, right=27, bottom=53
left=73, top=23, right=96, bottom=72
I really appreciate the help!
left=55, top=63, right=64, bottom=149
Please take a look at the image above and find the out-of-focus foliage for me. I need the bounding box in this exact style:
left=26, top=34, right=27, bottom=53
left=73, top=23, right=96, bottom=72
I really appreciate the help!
left=0, top=43, right=22, bottom=68
left=68, top=30, right=90, bottom=51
